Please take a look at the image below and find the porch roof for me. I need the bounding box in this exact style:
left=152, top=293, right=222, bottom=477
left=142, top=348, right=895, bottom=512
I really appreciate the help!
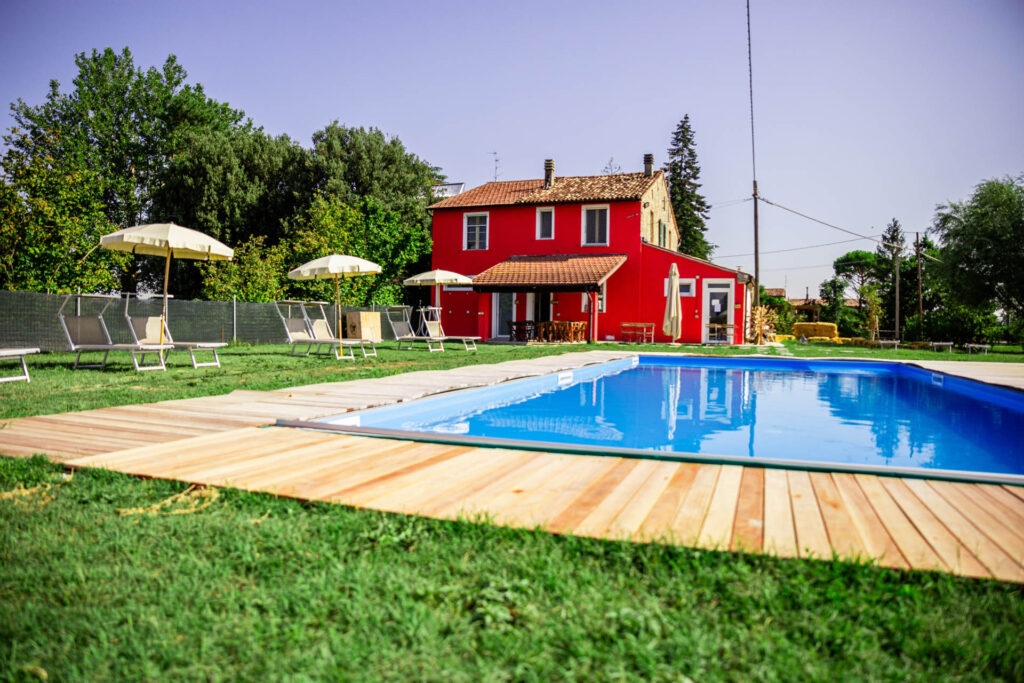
left=472, top=254, right=627, bottom=293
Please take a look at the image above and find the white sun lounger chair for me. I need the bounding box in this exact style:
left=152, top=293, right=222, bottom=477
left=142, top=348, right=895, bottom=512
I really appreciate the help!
left=0, top=347, right=39, bottom=383
left=126, top=315, right=227, bottom=368
left=419, top=306, right=479, bottom=351
left=385, top=305, right=445, bottom=352
left=58, top=294, right=172, bottom=371
left=275, top=301, right=376, bottom=360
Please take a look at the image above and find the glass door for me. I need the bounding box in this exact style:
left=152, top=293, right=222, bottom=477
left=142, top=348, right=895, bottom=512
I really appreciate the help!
left=492, top=292, right=515, bottom=339
left=702, top=281, right=733, bottom=343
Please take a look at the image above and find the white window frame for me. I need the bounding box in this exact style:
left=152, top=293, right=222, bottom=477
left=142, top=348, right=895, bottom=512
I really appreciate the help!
left=463, top=212, right=489, bottom=251
left=701, top=279, right=734, bottom=343
left=666, top=277, right=696, bottom=297
left=581, top=283, right=607, bottom=313
left=536, top=207, right=554, bottom=240
left=581, top=204, right=610, bottom=246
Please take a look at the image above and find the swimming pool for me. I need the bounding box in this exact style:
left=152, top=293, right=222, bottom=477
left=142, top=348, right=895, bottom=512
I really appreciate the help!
left=305, top=356, right=1024, bottom=485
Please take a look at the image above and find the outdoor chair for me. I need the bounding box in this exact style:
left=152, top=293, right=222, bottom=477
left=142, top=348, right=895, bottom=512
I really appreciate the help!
left=420, top=306, right=479, bottom=351
left=0, top=348, right=39, bottom=383
left=58, top=294, right=173, bottom=371
left=275, top=300, right=376, bottom=360
left=385, top=306, right=444, bottom=352
left=127, top=315, right=227, bottom=368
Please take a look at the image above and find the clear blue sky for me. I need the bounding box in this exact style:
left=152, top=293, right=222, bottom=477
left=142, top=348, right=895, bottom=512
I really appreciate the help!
left=3, top=0, right=1022, bottom=298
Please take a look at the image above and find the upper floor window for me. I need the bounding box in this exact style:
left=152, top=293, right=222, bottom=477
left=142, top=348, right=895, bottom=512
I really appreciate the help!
left=536, top=207, right=554, bottom=240
left=582, top=205, right=609, bottom=246
left=464, top=212, right=488, bottom=250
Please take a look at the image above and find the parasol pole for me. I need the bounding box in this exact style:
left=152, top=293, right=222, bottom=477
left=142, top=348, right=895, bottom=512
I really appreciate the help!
left=335, top=275, right=341, bottom=338
left=161, top=248, right=172, bottom=350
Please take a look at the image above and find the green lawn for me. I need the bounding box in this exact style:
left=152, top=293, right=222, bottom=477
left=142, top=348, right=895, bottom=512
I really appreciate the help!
left=2, top=456, right=1022, bottom=681
left=3, top=339, right=1021, bottom=420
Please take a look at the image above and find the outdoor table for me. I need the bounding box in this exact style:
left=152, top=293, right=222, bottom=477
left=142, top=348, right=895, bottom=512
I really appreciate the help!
left=621, top=322, right=654, bottom=343
left=930, top=342, right=953, bottom=352
left=706, top=323, right=736, bottom=344
left=507, top=320, right=536, bottom=342
left=966, top=343, right=990, bottom=355
left=879, top=340, right=899, bottom=350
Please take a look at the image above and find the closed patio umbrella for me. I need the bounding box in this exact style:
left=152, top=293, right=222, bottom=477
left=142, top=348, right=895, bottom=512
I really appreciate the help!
left=100, top=223, right=234, bottom=345
left=662, top=263, right=682, bottom=343
left=287, top=254, right=382, bottom=335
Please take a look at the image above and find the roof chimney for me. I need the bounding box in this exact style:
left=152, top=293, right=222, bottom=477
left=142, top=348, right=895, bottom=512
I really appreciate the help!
left=643, top=153, right=654, bottom=177
left=544, top=159, right=555, bottom=188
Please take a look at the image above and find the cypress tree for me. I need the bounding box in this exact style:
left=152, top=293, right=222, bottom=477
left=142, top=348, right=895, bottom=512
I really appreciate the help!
left=663, top=115, right=713, bottom=259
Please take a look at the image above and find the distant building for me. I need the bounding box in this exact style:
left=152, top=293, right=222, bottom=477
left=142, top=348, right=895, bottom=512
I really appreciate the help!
left=431, top=183, right=465, bottom=198
left=427, top=155, right=751, bottom=343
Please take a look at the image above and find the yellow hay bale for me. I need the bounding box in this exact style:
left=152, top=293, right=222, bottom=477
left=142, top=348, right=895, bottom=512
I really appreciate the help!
left=792, top=322, right=838, bottom=339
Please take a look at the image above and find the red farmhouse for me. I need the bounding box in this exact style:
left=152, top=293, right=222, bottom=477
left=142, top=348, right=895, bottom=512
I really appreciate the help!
left=427, top=155, right=750, bottom=344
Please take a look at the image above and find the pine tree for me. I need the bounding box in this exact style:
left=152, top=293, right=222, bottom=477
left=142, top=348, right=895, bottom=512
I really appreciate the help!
left=663, top=115, right=713, bottom=259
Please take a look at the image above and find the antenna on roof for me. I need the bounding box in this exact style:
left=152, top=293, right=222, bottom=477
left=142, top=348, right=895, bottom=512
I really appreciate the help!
left=490, top=152, right=501, bottom=181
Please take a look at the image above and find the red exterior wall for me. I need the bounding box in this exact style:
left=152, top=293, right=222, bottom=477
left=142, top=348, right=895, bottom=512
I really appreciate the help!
left=430, top=201, right=747, bottom=344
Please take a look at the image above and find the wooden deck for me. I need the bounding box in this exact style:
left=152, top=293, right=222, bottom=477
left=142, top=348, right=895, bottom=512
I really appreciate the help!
left=3, top=351, right=1023, bottom=583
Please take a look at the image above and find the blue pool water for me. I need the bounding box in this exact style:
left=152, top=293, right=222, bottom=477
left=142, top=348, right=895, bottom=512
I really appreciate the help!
left=318, top=357, right=1024, bottom=481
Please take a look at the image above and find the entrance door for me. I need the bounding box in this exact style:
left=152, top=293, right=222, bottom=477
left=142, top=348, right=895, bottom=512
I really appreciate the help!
left=702, top=280, right=733, bottom=343
left=534, top=292, right=551, bottom=322
left=491, top=292, right=515, bottom=339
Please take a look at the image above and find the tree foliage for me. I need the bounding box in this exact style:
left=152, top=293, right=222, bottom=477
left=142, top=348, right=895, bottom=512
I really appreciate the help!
left=200, top=235, right=288, bottom=303
left=933, top=175, right=1024, bottom=320
left=833, top=250, right=877, bottom=307
left=663, top=115, right=713, bottom=259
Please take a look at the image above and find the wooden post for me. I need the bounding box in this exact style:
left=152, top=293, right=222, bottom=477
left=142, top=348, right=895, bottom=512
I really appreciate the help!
left=916, top=232, right=923, bottom=339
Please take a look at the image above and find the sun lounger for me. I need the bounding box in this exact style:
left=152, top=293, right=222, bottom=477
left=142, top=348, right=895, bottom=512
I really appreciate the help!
left=275, top=300, right=376, bottom=360
left=127, top=315, right=227, bottom=368
left=0, top=347, right=39, bottom=383
left=58, top=294, right=172, bottom=371
left=385, top=306, right=444, bottom=352
left=420, top=307, right=479, bottom=351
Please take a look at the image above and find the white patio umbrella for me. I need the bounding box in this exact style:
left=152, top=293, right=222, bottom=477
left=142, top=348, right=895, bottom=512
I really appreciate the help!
left=287, top=254, right=382, bottom=335
left=662, top=263, right=682, bottom=343
left=100, top=222, right=234, bottom=345
left=402, top=269, right=472, bottom=308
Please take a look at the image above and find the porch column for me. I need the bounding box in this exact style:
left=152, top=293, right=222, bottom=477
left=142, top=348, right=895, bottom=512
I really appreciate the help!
left=589, top=291, right=598, bottom=343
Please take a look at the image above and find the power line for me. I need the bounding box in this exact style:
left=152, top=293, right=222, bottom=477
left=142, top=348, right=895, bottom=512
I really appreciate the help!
left=709, top=197, right=752, bottom=210
left=716, top=234, right=880, bottom=260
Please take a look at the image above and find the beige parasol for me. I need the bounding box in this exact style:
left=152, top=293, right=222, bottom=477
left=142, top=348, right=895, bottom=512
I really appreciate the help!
left=287, top=254, right=382, bottom=335
left=100, top=223, right=234, bottom=345
left=662, top=263, right=682, bottom=343
left=402, top=269, right=472, bottom=309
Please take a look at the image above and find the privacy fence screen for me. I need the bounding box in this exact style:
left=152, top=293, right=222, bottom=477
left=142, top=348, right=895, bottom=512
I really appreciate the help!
left=0, top=290, right=396, bottom=352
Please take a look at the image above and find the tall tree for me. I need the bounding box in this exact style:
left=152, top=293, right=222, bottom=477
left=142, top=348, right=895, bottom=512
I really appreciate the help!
left=832, top=250, right=877, bottom=308
left=872, top=219, right=913, bottom=333
left=310, top=123, right=441, bottom=239
left=933, top=175, right=1024, bottom=321
left=663, top=115, right=713, bottom=259
left=3, top=47, right=245, bottom=293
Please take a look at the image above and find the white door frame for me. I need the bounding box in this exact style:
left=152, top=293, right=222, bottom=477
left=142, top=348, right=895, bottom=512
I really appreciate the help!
left=491, top=292, right=517, bottom=339
left=701, top=279, right=734, bottom=343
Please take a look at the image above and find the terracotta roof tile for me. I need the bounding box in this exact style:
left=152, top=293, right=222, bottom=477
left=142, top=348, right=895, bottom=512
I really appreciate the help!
left=429, top=171, right=662, bottom=210
left=472, top=254, right=627, bottom=291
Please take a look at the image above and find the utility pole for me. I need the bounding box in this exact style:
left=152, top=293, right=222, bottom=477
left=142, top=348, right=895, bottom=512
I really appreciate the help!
left=916, top=232, right=923, bottom=340
left=753, top=180, right=760, bottom=309
left=893, top=242, right=900, bottom=341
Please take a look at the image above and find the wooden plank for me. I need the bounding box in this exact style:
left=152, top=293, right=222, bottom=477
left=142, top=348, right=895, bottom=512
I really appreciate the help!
left=603, top=461, right=678, bottom=540
left=809, top=472, right=868, bottom=559
left=424, top=452, right=564, bottom=519
left=902, top=479, right=1024, bottom=583
left=1005, top=485, right=1024, bottom=503
left=879, top=478, right=989, bottom=579
left=667, top=465, right=721, bottom=545
left=305, top=444, right=475, bottom=502
left=832, top=473, right=907, bottom=569
left=546, top=459, right=639, bottom=534
left=464, top=455, right=580, bottom=525
left=573, top=459, right=667, bottom=539
left=976, top=484, right=1024, bottom=528
left=855, top=474, right=945, bottom=571
left=637, top=463, right=700, bottom=541
left=762, top=468, right=797, bottom=558
left=491, top=456, right=619, bottom=529
left=697, top=465, right=744, bottom=550
left=67, top=427, right=271, bottom=469
left=731, top=466, right=765, bottom=553
left=788, top=470, right=831, bottom=559
left=928, top=480, right=1024, bottom=563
